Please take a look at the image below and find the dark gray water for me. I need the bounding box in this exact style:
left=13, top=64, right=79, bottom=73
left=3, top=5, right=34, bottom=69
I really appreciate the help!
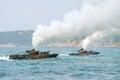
left=0, top=47, right=120, bottom=80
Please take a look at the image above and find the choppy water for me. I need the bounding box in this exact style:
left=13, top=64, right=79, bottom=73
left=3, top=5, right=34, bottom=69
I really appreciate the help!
left=0, top=47, right=120, bottom=80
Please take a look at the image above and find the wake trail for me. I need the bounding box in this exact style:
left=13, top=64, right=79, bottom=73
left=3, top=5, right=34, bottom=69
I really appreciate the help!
left=58, top=54, right=69, bottom=57
left=0, top=56, right=10, bottom=61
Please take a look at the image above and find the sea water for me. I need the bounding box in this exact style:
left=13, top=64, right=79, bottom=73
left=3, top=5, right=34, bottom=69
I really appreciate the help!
left=0, top=47, right=120, bottom=80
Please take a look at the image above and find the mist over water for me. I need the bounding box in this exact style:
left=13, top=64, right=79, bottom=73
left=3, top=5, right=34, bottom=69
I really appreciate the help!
left=32, top=0, right=120, bottom=50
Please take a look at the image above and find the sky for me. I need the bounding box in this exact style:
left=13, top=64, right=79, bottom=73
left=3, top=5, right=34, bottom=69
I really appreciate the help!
left=0, top=0, right=82, bottom=32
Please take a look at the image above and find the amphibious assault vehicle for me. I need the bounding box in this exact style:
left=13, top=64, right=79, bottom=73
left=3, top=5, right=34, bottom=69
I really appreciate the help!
left=9, top=49, right=58, bottom=59
left=69, top=48, right=100, bottom=56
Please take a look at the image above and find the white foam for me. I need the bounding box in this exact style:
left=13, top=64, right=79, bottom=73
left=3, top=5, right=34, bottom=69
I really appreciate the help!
left=58, top=54, right=69, bottom=56
left=0, top=56, right=10, bottom=61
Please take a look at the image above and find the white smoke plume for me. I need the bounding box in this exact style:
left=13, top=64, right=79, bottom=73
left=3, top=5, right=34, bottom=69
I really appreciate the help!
left=32, top=0, right=120, bottom=50
left=82, top=31, right=107, bottom=49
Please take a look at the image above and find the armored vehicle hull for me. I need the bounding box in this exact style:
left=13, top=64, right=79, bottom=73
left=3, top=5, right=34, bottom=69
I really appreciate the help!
left=69, top=51, right=100, bottom=56
left=69, top=48, right=100, bottom=56
left=9, top=49, right=58, bottom=59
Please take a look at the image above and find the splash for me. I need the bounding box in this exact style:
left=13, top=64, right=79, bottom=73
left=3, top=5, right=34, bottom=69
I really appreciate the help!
left=32, top=0, right=120, bottom=50
left=58, top=54, right=69, bottom=57
left=0, top=56, right=10, bottom=61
